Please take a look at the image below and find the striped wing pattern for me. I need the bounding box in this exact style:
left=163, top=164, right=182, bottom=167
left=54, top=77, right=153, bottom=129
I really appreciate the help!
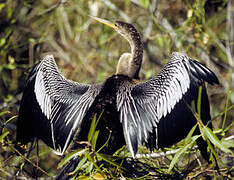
left=118, top=52, right=218, bottom=157
left=18, top=55, right=102, bottom=154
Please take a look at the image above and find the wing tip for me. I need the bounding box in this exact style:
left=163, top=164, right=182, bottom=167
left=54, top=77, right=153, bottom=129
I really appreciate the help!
left=189, top=59, right=219, bottom=85
left=171, top=52, right=219, bottom=85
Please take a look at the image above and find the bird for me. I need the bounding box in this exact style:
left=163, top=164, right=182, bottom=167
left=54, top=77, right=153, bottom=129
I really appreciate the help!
left=16, top=17, right=219, bottom=177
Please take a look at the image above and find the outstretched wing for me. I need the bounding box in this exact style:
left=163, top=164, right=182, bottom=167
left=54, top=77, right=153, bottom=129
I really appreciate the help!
left=117, top=52, right=219, bottom=157
left=17, top=55, right=102, bottom=154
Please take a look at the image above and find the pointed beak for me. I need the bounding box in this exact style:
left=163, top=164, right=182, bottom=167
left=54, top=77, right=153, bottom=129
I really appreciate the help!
left=89, top=16, right=117, bottom=30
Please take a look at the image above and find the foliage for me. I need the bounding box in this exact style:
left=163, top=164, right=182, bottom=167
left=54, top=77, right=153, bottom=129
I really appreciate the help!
left=0, top=0, right=233, bottom=179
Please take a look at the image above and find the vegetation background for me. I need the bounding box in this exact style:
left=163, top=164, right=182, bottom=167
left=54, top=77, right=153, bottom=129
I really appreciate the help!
left=0, top=0, right=233, bottom=179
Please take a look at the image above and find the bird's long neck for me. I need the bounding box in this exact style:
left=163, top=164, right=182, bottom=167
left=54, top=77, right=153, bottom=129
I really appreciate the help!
left=116, top=29, right=143, bottom=79
left=128, top=32, right=143, bottom=79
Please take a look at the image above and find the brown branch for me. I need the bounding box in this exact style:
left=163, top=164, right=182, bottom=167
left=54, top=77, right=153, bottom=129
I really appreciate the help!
left=9, top=143, right=51, bottom=177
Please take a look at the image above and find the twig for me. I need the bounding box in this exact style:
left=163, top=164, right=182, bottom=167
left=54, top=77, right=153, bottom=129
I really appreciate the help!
left=9, top=143, right=51, bottom=177
left=0, top=167, right=13, bottom=178
left=37, top=0, right=71, bottom=17
left=135, top=135, right=234, bottom=159
left=195, top=153, right=202, bottom=168
left=135, top=149, right=179, bottom=159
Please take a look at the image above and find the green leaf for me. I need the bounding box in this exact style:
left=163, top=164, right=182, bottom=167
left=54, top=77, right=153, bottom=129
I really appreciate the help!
left=58, top=149, right=86, bottom=169
left=87, top=153, right=102, bottom=173
left=96, top=153, right=124, bottom=170
left=0, top=38, right=6, bottom=47
left=0, top=131, right=9, bottom=142
left=197, top=86, right=202, bottom=120
left=88, top=114, right=97, bottom=143
left=224, top=121, right=234, bottom=133
left=202, top=126, right=233, bottom=154
left=86, top=162, right=93, bottom=174
left=96, top=130, right=111, bottom=153
left=221, top=139, right=234, bottom=149
left=184, top=124, right=198, bottom=144
left=5, top=115, right=18, bottom=125
left=88, top=111, right=103, bottom=143
left=168, top=135, right=199, bottom=172
left=222, top=90, right=231, bottom=129
left=72, top=154, right=88, bottom=174
left=92, top=130, right=99, bottom=149
left=0, top=111, right=10, bottom=117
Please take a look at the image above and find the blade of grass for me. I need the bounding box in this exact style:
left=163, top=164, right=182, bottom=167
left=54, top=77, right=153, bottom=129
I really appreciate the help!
left=71, top=154, right=88, bottom=175
left=0, top=111, right=10, bottom=117
left=202, top=126, right=233, bottom=154
left=58, top=149, right=86, bottom=169
left=88, top=110, right=104, bottom=143
left=221, top=139, right=234, bottom=149
left=197, top=86, right=202, bottom=121
left=4, top=115, right=18, bottom=125
left=87, top=153, right=103, bottom=174
left=96, top=130, right=111, bottom=153
left=168, top=135, right=199, bottom=172
left=92, top=130, right=100, bottom=150
left=222, top=90, right=231, bottom=129
left=184, top=124, right=198, bottom=144
left=224, top=121, right=234, bottom=133
left=0, top=131, right=9, bottom=143
left=88, top=114, right=97, bottom=143
left=96, top=153, right=125, bottom=170
left=211, top=105, right=234, bottom=122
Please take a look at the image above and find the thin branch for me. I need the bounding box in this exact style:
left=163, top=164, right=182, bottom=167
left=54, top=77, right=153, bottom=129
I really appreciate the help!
left=9, top=144, right=51, bottom=177
left=0, top=167, right=13, bottom=178
left=135, top=135, right=234, bottom=159
left=135, top=149, right=179, bottom=159
left=37, top=0, right=71, bottom=17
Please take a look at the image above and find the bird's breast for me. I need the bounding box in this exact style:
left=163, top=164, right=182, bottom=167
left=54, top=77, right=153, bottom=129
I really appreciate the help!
left=76, top=75, right=132, bottom=154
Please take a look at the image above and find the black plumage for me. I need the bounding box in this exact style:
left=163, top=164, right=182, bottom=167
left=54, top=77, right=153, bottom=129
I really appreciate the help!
left=16, top=18, right=219, bottom=177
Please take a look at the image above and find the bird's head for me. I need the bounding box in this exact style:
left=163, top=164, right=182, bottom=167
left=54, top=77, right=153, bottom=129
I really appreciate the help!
left=89, top=16, right=140, bottom=45
left=90, top=16, right=142, bottom=79
left=113, top=21, right=140, bottom=43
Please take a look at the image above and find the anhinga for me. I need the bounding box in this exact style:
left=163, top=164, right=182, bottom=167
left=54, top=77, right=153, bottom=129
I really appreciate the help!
left=17, top=17, right=219, bottom=176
